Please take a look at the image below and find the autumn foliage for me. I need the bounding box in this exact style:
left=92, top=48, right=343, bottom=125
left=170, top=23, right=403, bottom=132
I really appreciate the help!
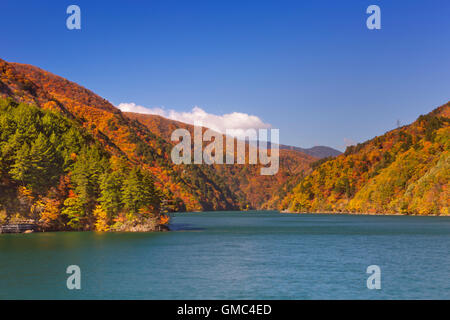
left=280, top=104, right=450, bottom=215
left=1, top=56, right=448, bottom=227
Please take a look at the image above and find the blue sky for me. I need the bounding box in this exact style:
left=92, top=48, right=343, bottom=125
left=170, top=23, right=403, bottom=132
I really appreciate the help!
left=1, top=0, right=449, bottom=150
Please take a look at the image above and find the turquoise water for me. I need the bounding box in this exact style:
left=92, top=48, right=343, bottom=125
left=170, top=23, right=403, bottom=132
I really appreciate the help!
left=1, top=211, right=449, bottom=299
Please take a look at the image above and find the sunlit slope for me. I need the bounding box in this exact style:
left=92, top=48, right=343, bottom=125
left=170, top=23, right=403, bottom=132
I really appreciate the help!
left=281, top=103, right=449, bottom=215
left=125, top=112, right=317, bottom=209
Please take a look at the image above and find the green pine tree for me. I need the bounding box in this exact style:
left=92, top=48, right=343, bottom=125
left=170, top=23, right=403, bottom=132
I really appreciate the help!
left=99, top=171, right=123, bottom=216
left=9, top=143, right=33, bottom=186
left=122, top=168, right=143, bottom=215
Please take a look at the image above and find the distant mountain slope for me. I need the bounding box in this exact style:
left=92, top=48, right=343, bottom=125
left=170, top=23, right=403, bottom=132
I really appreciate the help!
left=124, top=112, right=318, bottom=209
left=279, top=103, right=450, bottom=215
left=124, top=112, right=341, bottom=159
left=124, top=112, right=193, bottom=140
left=279, top=144, right=342, bottom=158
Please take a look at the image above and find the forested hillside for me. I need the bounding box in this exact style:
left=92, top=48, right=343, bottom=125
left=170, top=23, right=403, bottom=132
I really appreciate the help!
left=0, top=58, right=243, bottom=214
left=280, top=103, right=450, bottom=215
left=0, top=58, right=316, bottom=231
left=0, top=98, right=162, bottom=231
left=125, top=112, right=317, bottom=209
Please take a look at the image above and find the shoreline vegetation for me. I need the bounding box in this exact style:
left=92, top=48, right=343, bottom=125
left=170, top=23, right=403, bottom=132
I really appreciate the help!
left=2, top=209, right=449, bottom=235
left=280, top=209, right=448, bottom=216
left=0, top=215, right=170, bottom=234
left=0, top=97, right=170, bottom=234
left=3, top=205, right=450, bottom=235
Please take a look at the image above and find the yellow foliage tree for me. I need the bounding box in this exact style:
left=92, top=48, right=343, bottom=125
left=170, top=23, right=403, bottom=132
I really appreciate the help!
left=40, top=198, right=60, bottom=227
left=160, top=214, right=170, bottom=225
left=93, top=205, right=110, bottom=232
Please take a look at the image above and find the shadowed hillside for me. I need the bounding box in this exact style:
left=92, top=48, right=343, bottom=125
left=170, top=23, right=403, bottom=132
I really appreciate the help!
left=278, top=144, right=341, bottom=158
left=124, top=112, right=317, bottom=209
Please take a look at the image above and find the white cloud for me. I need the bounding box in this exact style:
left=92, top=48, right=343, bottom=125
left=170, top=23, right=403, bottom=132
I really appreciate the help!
left=117, top=102, right=271, bottom=137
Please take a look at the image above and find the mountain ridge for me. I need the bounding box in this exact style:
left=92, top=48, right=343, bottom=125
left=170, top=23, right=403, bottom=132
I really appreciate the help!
left=278, top=144, right=341, bottom=158
left=122, top=112, right=341, bottom=159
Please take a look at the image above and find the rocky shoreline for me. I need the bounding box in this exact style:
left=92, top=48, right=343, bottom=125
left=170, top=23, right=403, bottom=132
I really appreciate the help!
left=0, top=218, right=170, bottom=234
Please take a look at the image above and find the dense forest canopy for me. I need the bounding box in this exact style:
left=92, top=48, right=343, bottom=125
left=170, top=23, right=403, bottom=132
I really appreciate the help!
left=0, top=98, right=161, bottom=231
left=280, top=103, right=450, bottom=215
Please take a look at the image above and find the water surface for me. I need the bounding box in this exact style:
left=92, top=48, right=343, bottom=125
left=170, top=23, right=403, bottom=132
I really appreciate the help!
left=1, top=211, right=449, bottom=299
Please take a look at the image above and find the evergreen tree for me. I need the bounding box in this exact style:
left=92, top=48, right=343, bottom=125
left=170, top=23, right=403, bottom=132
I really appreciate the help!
left=9, top=143, right=32, bottom=186
left=62, top=195, right=84, bottom=230
left=141, top=169, right=160, bottom=212
left=99, top=171, right=123, bottom=216
left=29, top=132, right=60, bottom=192
left=71, top=146, right=108, bottom=216
left=122, top=168, right=161, bottom=217
left=122, top=168, right=143, bottom=215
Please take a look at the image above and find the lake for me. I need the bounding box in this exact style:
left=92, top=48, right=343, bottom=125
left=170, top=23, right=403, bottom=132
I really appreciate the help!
left=1, top=211, right=449, bottom=299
